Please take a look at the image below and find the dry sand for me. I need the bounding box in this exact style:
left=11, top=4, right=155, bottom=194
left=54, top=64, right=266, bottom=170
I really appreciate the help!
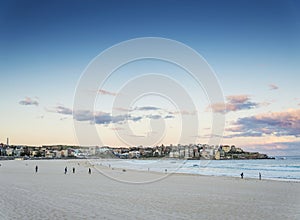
left=0, top=159, right=299, bottom=220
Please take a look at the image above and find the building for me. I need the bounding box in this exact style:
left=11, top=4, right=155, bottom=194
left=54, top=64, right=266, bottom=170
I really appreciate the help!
left=215, top=150, right=220, bottom=160
left=221, top=145, right=231, bottom=153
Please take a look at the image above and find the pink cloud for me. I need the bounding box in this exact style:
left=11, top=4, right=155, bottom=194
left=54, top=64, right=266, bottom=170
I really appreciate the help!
left=208, top=95, right=260, bottom=114
left=208, top=102, right=227, bottom=113
left=226, top=95, right=249, bottom=103
left=98, top=89, right=117, bottom=96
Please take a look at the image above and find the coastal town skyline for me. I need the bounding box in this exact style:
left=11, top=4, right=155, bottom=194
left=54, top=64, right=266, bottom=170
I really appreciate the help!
left=1, top=0, right=300, bottom=156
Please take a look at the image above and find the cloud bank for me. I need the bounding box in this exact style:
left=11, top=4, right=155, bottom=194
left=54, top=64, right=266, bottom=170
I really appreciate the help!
left=52, top=105, right=178, bottom=125
left=51, top=106, right=143, bottom=125
left=228, top=109, right=300, bottom=138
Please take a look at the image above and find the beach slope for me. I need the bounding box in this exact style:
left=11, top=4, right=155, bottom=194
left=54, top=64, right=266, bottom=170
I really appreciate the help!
left=0, top=160, right=299, bottom=220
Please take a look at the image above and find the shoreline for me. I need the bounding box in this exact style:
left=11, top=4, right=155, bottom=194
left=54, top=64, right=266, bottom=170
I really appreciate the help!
left=3, top=158, right=295, bottom=184
left=0, top=159, right=299, bottom=219
left=2, top=158, right=298, bottom=182
left=92, top=161, right=300, bottom=183
left=87, top=158, right=300, bottom=183
left=0, top=156, right=276, bottom=160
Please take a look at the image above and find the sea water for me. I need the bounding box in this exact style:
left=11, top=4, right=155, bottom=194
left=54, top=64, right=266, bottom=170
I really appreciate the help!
left=94, top=156, right=300, bottom=181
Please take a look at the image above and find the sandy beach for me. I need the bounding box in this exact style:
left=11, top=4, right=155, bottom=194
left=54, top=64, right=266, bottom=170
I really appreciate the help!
left=0, top=159, right=299, bottom=220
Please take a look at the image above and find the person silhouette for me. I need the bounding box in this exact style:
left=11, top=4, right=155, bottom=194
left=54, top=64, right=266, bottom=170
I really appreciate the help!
left=240, top=172, right=244, bottom=179
left=35, top=165, right=38, bottom=173
left=72, top=167, right=75, bottom=173
left=259, top=172, right=261, bottom=180
left=88, top=168, right=91, bottom=174
left=64, top=166, right=67, bottom=174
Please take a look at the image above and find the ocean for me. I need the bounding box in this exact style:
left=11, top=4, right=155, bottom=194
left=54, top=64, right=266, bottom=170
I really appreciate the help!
left=92, top=156, right=300, bottom=181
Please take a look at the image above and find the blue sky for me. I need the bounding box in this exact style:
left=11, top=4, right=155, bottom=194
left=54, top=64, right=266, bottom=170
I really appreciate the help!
left=1, top=0, right=300, bottom=155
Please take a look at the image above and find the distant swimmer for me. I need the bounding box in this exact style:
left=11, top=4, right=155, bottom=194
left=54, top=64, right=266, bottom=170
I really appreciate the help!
left=72, top=167, right=75, bottom=173
left=64, top=166, right=67, bottom=174
left=35, top=165, right=38, bottom=173
left=259, top=172, right=261, bottom=180
left=88, top=168, right=91, bottom=174
left=240, top=172, right=244, bottom=179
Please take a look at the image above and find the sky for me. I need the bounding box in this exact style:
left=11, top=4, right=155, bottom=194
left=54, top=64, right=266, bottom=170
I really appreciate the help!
left=0, top=0, right=300, bottom=156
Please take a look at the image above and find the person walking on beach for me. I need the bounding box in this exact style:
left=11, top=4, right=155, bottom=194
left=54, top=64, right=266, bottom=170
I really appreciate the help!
left=240, top=172, right=244, bottom=179
left=64, top=166, right=67, bottom=174
left=72, top=167, right=75, bottom=173
left=88, top=168, right=91, bottom=174
left=259, top=172, right=261, bottom=180
left=35, top=165, right=38, bottom=173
